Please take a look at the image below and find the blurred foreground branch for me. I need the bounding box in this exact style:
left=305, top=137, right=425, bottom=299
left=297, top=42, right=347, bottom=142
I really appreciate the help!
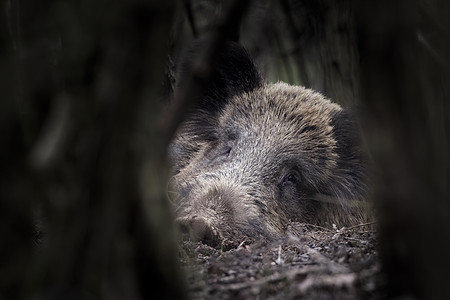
left=1, top=1, right=184, bottom=299
left=162, top=0, right=251, bottom=145
left=356, top=0, right=450, bottom=298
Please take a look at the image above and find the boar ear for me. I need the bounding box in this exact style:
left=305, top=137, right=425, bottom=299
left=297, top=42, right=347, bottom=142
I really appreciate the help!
left=175, top=39, right=263, bottom=135
left=327, top=109, right=367, bottom=202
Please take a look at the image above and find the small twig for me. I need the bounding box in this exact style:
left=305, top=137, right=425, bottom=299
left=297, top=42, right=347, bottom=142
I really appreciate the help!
left=275, top=245, right=283, bottom=265
left=345, top=221, right=377, bottom=231
left=298, top=223, right=335, bottom=232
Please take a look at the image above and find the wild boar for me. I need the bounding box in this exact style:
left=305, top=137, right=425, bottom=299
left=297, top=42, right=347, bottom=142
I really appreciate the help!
left=169, top=41, right=366, bottom=249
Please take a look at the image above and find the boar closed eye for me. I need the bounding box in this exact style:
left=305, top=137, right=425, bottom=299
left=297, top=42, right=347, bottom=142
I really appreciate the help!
left=280, top=173, right=297, bottom=187
left=222, top=146, right=232, bottom=157
left=209, top=145, right=232, bottom=162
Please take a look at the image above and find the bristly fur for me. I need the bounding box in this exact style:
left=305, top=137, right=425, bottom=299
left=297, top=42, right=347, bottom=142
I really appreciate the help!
left=169, top=40, right=368, bottom=248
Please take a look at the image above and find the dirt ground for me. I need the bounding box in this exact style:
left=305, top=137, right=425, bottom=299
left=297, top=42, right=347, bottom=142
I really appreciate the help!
left=179, top=222, right=383, bottom=299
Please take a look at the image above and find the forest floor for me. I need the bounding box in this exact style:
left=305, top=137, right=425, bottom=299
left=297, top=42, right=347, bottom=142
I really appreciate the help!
left=179, top=222, right=383, bottom=299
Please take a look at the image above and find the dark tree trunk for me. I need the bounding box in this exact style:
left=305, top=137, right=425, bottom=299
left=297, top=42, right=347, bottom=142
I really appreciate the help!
left=1, top=1, right=184, bottom=299
left=355, top=0, right=450, bottom=298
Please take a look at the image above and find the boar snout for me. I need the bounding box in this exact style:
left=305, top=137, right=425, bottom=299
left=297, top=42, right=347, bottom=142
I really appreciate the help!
left=173, top=178, right=281, bottom=248
left=176, top=216, right=221, bottom=248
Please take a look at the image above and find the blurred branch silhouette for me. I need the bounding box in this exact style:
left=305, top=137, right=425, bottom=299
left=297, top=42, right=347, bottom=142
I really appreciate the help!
left=1, top=1, right=183, bottom=299
left=356, top=0, right=450, bottom=298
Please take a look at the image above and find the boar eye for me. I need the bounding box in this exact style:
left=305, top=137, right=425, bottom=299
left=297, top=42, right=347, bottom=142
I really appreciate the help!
left=222, top=145, right=232, bottom=157
left=207, top=144, right=232, bottom=162
left=280, top=173, right=297, bottom=187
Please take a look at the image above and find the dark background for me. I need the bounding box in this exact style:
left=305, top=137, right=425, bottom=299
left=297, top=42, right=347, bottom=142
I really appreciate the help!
left=1, top=0, right=449, bottom=299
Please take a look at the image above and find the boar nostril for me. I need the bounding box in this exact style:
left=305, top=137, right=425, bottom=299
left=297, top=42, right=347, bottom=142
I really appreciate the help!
left=190, top=217, right=217, bottom=246
left=176, top=217, right=220, bottom=248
